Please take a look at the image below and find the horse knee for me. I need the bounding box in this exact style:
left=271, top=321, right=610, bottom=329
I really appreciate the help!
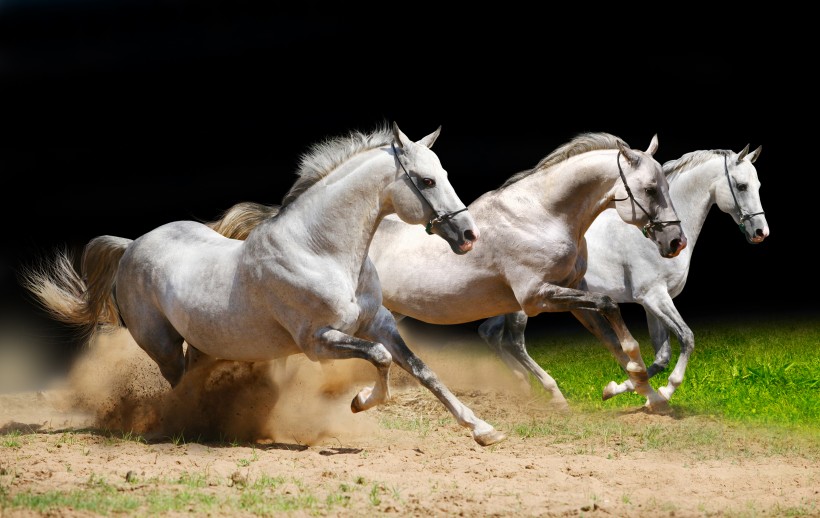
left=369, top=343, right=393, bottom=370
left=620, top=337, right=640, bottom=355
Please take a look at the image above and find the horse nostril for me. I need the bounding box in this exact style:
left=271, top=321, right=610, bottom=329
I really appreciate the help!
left=465, top=229, right=478, bottom=242
left=671, top=238, right=683, bottom=252
left=755, top=228, right=764, bottom=237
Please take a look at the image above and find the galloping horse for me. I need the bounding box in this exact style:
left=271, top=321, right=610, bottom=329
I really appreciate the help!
left=479, top=144, right=768, bottom=403
left=205, top=133, right=687, bottom=411
left=22, top=122, right=508, bottom=446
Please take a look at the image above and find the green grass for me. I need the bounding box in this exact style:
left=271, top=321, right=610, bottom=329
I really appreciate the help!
left=527, top=313, right=820, bottom=430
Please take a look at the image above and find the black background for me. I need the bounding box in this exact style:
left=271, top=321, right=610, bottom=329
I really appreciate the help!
left=1, top=2, right=816, bottom=378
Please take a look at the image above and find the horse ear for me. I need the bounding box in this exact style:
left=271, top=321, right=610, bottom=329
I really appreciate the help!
left=392, top=121, right=411, bottom=150
left=617, top=139, right=641, bottom=166
left=645, top=134, right=659, bottom=156
left=747, top=145, right=762, bottom=164
left=736, top=144, right=751, bottom=163
left=416, top=126, right=442, bottom=149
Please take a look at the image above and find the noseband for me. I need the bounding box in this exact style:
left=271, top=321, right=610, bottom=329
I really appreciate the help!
left=614, top=151, right=681, bottom=238
left=392, top=142, right=468, bottom=235
left=724, top=155, right=764, bottom=233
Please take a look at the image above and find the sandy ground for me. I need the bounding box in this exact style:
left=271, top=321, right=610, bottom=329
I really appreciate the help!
left=0, top=326, right=818, bottom=517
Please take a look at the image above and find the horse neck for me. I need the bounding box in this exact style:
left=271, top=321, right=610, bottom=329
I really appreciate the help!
left=250, top=151, right=394, bottom=267
left=512, top=151, right=621, bottom=240
left=667, top=157, right=723, bottom=251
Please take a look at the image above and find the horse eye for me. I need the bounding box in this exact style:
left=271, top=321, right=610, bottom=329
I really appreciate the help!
left=645, top=187, right=657, bottom=197
left=422, top=178, right=436, bottom=187
left=737, top=183, right=748, bottom=192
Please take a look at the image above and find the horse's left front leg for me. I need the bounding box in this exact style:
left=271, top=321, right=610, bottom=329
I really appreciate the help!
left=363, top=307, right=507, bottom=447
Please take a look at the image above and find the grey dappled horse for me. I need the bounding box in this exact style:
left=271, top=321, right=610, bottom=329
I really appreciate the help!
left=22, top=122, right=509, bottom=447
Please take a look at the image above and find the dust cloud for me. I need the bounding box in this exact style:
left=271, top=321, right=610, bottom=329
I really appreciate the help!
left=57, top=322, right=525, bottom=446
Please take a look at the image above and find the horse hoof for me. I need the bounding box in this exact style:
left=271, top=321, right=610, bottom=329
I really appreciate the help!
left=550, top=396, right=571, bottom=413
left=658, top=385, right=674, bottom=401
left=644, top=399, right=672, bottom=414
left=474, top=429, right=506, bottom=447
left=350, top=386, right=373, bottom=413
left=602, top=381, right=618, bottom=400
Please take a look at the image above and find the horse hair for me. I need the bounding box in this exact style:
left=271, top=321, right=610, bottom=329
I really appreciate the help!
left=499, top=132, right=626, bottom=190
left=282, top=122, right=394, bottom=207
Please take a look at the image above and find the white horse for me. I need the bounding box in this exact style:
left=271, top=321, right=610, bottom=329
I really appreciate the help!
left=22, top=122, right=509, bottom=447
left=479, top=144, right=768, bottom=403
left=205, top=132, right=688, bottom=412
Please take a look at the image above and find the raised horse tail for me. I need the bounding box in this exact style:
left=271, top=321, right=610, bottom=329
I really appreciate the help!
left=206, top=201, right=280, bottom=240
left=21, top=235, right=133, bottom=346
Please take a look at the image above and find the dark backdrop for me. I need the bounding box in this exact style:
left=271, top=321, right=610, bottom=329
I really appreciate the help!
left=1, top=2, right=815, bottom=382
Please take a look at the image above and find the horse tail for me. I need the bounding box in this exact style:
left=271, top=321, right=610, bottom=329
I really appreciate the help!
left=21, top=235, right=133, bottom=346
left=206, top=201, right=280, bottom=240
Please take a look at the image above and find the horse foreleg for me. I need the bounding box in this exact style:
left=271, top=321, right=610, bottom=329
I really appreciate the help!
left=366, top=308, right=506, bottom=447
left=643, top=296, right=694, bottom=402
left=478, top=312, right=569, bottom=409
left=576, top=304, right=669, bottom=412
left=521, top=283, right=668, bottom=412
left=570, top=308, right=635, bottom=398
left=310, top=328, right=392, bottom=413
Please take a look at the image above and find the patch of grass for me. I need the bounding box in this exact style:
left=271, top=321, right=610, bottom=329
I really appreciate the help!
left=527, top=314, right=820, bottom=431
left=0, top=430, right=22, bottom=448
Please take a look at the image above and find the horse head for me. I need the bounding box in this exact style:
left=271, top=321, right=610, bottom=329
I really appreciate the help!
left=715, top=144, right=768, bottom=244
left=388, top=122, right=479, bottom=254
left=612, top=134, right=687, bottom=258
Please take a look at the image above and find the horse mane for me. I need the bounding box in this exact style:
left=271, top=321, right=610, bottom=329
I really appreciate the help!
left=499, top=132, right=626, bottom=189
left=664, top=149, right=732, bottom=182
left=281, top=122, right=395, bottom=207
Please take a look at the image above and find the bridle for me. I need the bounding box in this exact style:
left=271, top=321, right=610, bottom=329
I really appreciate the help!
left=724, top=155, right=765, bottom=234
left=614, top=151, right=681, bottom=238
left=392, top=142, right=468, bottom=235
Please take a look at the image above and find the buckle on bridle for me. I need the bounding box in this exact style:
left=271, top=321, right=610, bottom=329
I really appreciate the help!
left=642, top=219, right=681, bottom=238
left=425, top=207, right=468, bottom=235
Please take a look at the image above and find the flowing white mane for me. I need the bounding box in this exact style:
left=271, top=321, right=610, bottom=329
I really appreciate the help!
left=282, top=123, right=394, bottom=207
left=664, top=149, right=731, bottom=182
left=499, top=132, right=625, bottom=189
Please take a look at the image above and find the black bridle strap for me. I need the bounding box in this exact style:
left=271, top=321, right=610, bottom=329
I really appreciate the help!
left=613, top=150, right=680, bottom=238
left=391, top=142, right=468, bottom=234
left=724, top=155, right=764, bottom=231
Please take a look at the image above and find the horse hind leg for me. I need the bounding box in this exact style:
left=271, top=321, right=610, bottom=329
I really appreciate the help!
left=645, top=313, right=673, bottom=378
left=479, top=313, right=569, bottom=409
left=478, top=315, right=531, bottom=387
left=126, top=318, right=186, bottom=388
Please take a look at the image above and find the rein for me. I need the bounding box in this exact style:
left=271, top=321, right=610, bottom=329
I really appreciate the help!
left=392, top=142, right=468, bottom=235
left=724, top=155, right=764, bottom=233
left=613, top=151, right=681, bottom=238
